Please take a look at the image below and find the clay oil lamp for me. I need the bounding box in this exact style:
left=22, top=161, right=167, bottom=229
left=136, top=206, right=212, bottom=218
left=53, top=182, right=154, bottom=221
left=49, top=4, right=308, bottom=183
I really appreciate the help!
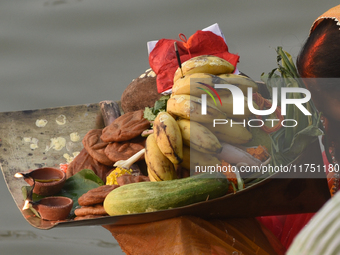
left=15, top=167, right=66, bottom=196
left=15, top=168, right=73, bottom=221
left=21, top=190, right=73, bottom=221
left=29, top=196, right=73, bottom=221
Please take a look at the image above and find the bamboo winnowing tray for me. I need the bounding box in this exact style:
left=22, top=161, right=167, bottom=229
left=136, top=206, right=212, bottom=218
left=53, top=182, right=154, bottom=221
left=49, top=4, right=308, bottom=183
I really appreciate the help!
left=0, top=103, right=331, bottom=230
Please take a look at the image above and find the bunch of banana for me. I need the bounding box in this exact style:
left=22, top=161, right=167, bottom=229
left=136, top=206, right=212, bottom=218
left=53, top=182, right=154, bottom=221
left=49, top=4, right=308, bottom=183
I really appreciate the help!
left=153, top=112, right=183, bottom=165
left=172, top=73, right=258, bottom=97
left=145, top=55, right=258, bottom=180
left=145, top=133, right=177, bottom=181
left=169, top=55, right=255, bottom=145
left=167, top=94, right=226, bottom=123
left=144, top=112, right=182, bottom=182
left=165, top=56, right=231, bottom=172
left=218, top=73, right=258, bottom=95
left=173, top=55, right=235, bottom=83
left=172, top=73, right=224, bottom=97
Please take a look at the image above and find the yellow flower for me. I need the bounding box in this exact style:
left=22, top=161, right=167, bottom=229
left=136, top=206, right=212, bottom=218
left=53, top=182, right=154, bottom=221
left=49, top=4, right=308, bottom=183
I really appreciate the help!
left=106, top=167, right=133, bottom=185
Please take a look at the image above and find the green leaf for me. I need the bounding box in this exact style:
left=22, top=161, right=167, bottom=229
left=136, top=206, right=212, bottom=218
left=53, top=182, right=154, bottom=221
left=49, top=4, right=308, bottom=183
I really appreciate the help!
left=143, top=95, right=170, bottom=122
left=153, top=99, right=166, bottom=113
left=57, top=169, right=104, bottom=215
left=286, top=125, right=324, bottom=157
left=143, top=107, right=157, bottom=121
left=21, top=186, right=45, bottom=201
left=277, top=47, right=299, bottom=78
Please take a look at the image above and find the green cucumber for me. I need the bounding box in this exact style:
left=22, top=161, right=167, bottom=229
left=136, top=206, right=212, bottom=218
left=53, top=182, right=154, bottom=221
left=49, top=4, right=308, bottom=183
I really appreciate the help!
left=103, top=172, right=229, bottom=216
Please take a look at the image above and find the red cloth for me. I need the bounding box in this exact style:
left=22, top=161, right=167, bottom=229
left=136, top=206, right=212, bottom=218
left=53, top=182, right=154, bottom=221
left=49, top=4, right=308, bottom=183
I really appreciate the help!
left=257, top=213, right=315, bottom=250
left=257, top=151, right=332, bottom=250
left=149, top=30, right=240, bottom=93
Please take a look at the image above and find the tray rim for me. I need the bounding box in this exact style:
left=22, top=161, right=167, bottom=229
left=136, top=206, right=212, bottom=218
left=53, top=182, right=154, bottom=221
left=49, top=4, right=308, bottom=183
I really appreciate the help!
left=0, top=103, right=331, bottom=230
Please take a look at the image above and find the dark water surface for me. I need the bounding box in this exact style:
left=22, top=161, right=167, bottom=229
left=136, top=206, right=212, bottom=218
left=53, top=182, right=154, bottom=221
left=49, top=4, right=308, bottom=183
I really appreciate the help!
left=1, top=1, right=339, bottom=254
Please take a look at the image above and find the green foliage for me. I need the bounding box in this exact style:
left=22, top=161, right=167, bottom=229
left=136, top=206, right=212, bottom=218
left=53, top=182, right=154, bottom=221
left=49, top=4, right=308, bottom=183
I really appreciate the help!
left=261, top=47, right=323, bottom=167
left=143, top=95, right=170, bottom=121
left=57, top=169, right=104, bottom=215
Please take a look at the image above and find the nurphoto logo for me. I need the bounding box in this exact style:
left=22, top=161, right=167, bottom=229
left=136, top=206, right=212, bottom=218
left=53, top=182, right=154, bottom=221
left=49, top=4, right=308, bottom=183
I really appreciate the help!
left=201, top=84, right=311, bottom=116
left=200, top=83, right=312, bottom=128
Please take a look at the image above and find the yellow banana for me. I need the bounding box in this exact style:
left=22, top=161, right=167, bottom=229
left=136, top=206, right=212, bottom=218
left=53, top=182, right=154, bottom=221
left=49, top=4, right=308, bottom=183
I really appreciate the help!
left=173, top=55, right=234, bottom=83
left=180, top=145, right=221, bottom=171
left=172, top=73, right=258, bottom=98
left=153, top=112, right=183, bottom=165
left=218, top=73, right=258, bottom=94
left=172, top=73, right=229, bottom=97
left=167, top=94, right=226, bottom=123
left=204, top=120, right=252, bottom=145
left=207, top=93, right=258, bottom=119
left=177, top=119, right=222, bottom=154
left=145, top=133, right=177, bottom=181
left=147, top=169, right=158, bottom=182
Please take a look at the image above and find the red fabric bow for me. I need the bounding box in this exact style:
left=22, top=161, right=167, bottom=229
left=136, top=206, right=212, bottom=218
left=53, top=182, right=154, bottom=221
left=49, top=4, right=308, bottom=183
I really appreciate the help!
left=149, top=30, right=240, bottom=93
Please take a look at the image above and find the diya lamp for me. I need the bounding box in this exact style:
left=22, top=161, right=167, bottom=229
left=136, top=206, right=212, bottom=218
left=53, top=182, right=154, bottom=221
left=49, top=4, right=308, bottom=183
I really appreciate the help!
left=15, top=167, right=66, bottom=196
left=27, top=196, right=73, bottom=221
left=15, top=167, right=73, bottom=221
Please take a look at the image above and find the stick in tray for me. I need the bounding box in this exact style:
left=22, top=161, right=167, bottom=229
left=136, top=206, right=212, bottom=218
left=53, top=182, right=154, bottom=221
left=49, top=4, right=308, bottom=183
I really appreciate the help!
left=174, top=42, right=184, bottom=78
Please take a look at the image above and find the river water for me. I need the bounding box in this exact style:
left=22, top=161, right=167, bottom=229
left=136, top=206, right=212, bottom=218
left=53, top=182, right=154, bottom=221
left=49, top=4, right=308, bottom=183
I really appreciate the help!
left=1, top=1, right=339, bottom=254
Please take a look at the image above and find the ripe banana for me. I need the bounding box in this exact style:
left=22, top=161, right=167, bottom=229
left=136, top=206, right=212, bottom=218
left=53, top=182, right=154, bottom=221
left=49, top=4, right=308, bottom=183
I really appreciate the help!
left=181, top=145, right=221, bottom=171
left=167, top=94, right=226, bottom=123
left=177, top=119, right=222, bottom=154
left=173, top=55, right=234, bottom=83
left=145, top=133, right=177, bottom=181
left=204, top=120, right=253, bottom=145
left=153, top=112, right=183, bottom=165
left=172, top=73, right=229, bottom=97
left=218, top=73, right=258, bottom=94
left=172, top=73, right=258, bottom=98
left=207, top=93, right=258, bottom=119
